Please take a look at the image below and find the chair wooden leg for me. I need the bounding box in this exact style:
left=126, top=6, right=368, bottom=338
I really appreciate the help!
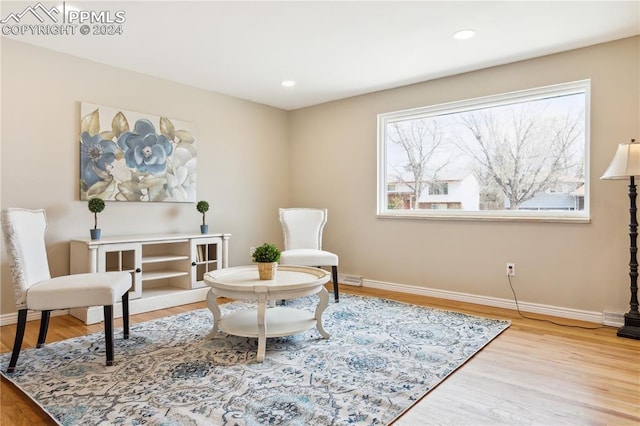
left=332, top=266, right=339, bottom=302
left=8, top=309, right=27, bottom=373
left=122, top=291, right=130, bottom=339
left=103, top=305, right=114, bottom=366
left=36, top=310, right=51, bottom=348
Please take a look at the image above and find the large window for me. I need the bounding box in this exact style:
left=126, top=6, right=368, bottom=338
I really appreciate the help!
left=377, top=80, right=590, bottom=221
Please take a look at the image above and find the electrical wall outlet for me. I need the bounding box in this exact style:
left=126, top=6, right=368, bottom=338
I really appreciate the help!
left=506, top=263, right=515, bottom=276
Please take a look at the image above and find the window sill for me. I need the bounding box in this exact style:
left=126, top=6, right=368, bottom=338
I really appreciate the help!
left=376, top=213, right=591, bottom=224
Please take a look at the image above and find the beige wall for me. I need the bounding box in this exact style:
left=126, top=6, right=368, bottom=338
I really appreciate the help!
left=1, top=36, right=638, bottom=318
left=0, top=39, right=290, bottom=314
left=288, top=36, right=640, bottom=314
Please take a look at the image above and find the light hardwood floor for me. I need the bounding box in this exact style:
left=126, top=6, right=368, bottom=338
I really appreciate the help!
left=1, top=285, right=639, bottom=425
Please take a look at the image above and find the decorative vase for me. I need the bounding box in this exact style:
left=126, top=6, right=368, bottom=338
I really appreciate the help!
left=90, top=229, right=101, bottom=240
left=257, top=262, right=277, bottom=280
left=200, top=224, right=208, bottom=234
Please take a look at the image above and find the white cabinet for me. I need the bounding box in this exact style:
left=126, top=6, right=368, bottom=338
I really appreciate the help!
left=70, top=233, right=230, bottom=324
left=99, top=243, right=142, bottom=299
left=191, top=237, right=223, bottom=287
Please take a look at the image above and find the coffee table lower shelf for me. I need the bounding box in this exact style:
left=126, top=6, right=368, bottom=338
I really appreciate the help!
left=219, top=306, right=322, bottom=337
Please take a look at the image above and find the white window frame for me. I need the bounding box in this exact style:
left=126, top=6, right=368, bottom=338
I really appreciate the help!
left=376, top=80, right=591, bottom=222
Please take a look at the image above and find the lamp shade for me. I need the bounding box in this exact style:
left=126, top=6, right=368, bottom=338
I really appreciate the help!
left=601, top=141, right=640, bottom=180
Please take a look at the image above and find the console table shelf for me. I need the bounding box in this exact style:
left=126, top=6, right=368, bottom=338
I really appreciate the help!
left=141, top=270, right=189, bottom=281
left=142, top=255, right=190, bottom=264
left=70, top=232, right=231, bottom=324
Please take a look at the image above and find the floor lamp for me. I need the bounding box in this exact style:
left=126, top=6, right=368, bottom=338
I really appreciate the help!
left=601, top=138, right=640, bottom=340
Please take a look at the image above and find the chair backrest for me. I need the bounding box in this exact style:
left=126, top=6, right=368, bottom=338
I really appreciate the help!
left=279, top=208, right=327, bottom=250
left=1, top=208, right=51, bottom=308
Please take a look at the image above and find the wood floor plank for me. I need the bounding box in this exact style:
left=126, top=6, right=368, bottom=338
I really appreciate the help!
left=1, top=285, right=638, bottom=425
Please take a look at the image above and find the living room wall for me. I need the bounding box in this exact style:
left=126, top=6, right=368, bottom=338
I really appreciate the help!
left=0, top=39, right=290, bottom=315
left=1, top=37, right=638, bottom=319
left=288, top=36, right=640, bottom=316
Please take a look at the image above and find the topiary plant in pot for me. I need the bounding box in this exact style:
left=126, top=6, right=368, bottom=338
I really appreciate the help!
left=252, top=242, right=281, bottom=280
left=196, top=200, right=209, bottom=234
left=87, top=197, right=105, bottom=240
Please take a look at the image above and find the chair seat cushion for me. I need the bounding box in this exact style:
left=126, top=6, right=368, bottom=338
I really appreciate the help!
left=280, top=249, right=338, bottom=266
left=26, top=272, right=131, bottom=311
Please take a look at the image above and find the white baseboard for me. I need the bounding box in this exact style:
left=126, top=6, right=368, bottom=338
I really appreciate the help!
left=71, top=287, right=211, bottom=325
left=0, top=309, right=69, bottom=326
left=0, top=288, right=210, bottom=326
left=363, top=279, right=623, bottom=326
left=0, top=280, right=623, bottom=328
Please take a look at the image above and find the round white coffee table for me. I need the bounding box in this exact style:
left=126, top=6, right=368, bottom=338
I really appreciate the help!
left=203, top=265, right=331, bottom=362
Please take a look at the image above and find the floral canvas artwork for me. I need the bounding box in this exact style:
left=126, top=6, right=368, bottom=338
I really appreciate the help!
left=80, top=103, right=196, bottom=202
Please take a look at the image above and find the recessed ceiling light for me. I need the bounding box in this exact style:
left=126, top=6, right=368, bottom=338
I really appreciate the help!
left=281, top=80, right=296, bottom=87
left=453, top=29, right=476, bottom=40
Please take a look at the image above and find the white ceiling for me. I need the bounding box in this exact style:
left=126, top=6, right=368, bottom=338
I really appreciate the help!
left=2, top=1, right=639, bottom=110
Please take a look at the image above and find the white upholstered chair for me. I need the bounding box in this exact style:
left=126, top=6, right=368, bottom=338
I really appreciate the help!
left=1, top=208, right=131, bottom=373
left=279, top=208, right=340, bottom=302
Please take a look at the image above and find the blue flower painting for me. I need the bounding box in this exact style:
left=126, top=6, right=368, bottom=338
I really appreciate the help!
left=79, top=103, right=196, bottom=202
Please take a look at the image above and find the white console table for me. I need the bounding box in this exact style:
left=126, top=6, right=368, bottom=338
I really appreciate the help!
left=70, top=233, right=231, bottom=324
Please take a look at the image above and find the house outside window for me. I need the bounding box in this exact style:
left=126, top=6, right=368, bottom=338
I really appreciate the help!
left=377, top=80, right=590, bottom=221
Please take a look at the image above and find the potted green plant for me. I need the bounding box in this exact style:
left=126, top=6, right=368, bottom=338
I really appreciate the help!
left=196, top=200, right=209, bottom=234
left=252, top=242, right=281, bottom=280
left=87, top=197, right=105, bottom=240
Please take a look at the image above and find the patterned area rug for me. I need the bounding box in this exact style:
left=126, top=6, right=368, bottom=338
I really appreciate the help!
left=1, top=294, right=509, bottom=425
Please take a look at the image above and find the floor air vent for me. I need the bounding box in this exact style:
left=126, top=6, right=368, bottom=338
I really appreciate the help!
left=339, top=274, right=363, bottom=287
left=602, top=311, right=624, bottom=327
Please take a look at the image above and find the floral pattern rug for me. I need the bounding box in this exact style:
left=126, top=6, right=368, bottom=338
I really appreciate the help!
left=1, top=294, right=510, bottom=425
